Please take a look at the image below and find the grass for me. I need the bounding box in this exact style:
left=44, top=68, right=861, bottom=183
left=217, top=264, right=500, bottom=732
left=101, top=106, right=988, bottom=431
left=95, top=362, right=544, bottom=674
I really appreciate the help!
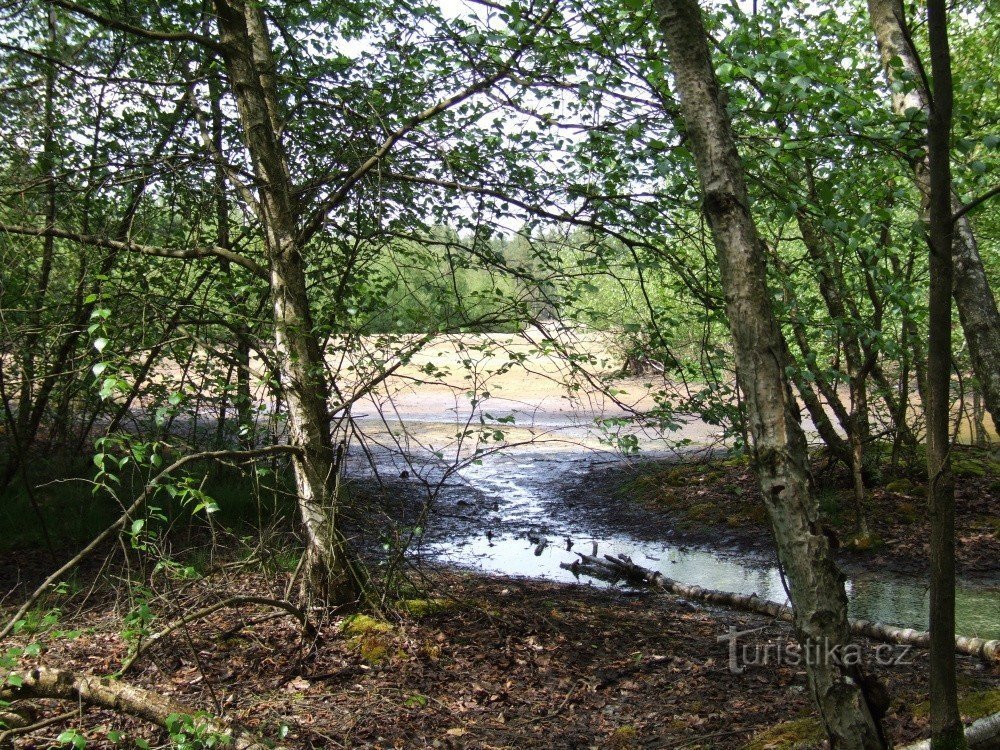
left=911, top=687, right=1000, bottom=721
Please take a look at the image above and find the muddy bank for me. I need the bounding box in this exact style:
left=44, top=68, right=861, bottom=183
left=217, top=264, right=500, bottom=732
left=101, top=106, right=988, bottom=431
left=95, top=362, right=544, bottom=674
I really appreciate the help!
left=565, top=451, right=1000, bottom=584
left=342, top=443, right=998, bottom=640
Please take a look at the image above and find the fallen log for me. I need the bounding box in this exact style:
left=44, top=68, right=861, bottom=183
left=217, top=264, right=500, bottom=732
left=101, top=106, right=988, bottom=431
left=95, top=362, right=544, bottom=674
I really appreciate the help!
left=561, top=553, right=1000, bottom=665
left=1, top=667, right=282, bottom=750
left=898, top=710, right=1000, bottom=750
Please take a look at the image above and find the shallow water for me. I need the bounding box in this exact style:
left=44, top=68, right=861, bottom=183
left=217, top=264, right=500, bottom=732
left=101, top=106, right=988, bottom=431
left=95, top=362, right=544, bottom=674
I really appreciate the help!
left=350, top=438, right=999, bottom=640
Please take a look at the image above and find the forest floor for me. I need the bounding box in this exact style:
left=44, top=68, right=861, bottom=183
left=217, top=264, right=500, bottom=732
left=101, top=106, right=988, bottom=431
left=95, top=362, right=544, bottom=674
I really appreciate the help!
left=574, top=445, right=1000, bottom=582
left=3, top=563, right=999, bottom=750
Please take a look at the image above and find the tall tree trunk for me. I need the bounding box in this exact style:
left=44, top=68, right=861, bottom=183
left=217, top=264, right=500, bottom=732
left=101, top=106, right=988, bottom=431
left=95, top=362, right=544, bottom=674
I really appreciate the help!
left=14, top=0, right=59, bottom=455
left=924, top=2, right=964, bottom=747
left=795, top=208, right=873, bottom=533
left=207, top=56, right=255, bottom=447
left=867, top=0, right=1000, bottom=429
left=214, top=0, right=358, bottom=605
left=650, top=0, right=888, bottom=746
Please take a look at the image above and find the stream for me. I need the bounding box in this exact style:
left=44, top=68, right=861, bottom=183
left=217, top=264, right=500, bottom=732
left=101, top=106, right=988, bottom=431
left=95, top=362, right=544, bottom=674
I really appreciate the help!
left=349, top=433, right=1000, bottom=641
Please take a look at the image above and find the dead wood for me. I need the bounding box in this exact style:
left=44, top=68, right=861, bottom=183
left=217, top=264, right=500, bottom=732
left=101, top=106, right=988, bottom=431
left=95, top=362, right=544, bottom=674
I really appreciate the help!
left=1, top=667, right=282, bottom=750
left=562, top=553, right=1000, bottom=665
left=897, top=710, right=1000, bottom=750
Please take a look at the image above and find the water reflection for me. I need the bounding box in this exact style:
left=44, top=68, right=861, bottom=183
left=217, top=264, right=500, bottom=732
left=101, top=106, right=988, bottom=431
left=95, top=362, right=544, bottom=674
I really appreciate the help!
left=360, top=444, right=999, bottom=640
left=431, top=532, right=1000, bottom=639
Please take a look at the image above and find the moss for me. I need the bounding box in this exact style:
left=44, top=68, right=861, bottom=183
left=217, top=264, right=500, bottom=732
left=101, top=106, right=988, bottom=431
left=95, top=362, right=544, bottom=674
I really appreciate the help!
left=896, top=501, right=920, bottom=524
left=958, top=688, right=1000, bottom=718
left=688, top=502, right=716, bottom=521
left=608, top=725, right=639, bottom=748
left=912, top=688, right=1000, bottom=720
left=341, top=614, right=393, bottom=636
left=950, top=450, right=1000, bottom=479
left=953, top=460, right=987, bottom=478
left=886, top=478, right=915, bottom=494
left=744, top=717, right=824, bottom=750
left=356, top=634, right=391, bottom=665
left=400, top=598, right=453, bottom=617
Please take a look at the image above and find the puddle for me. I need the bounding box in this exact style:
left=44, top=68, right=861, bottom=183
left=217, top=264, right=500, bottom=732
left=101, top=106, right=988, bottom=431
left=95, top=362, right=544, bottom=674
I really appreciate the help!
left=430, top=532, right=1000, bottom=640
left=379, top=447, right=999, bottom=641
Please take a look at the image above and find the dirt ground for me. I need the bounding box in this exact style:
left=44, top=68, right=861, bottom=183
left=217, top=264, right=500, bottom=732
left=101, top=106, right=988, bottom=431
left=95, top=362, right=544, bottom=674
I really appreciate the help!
left=4, top=331, right=998, bottom=749
left=3, top=566, right=998, bottom=750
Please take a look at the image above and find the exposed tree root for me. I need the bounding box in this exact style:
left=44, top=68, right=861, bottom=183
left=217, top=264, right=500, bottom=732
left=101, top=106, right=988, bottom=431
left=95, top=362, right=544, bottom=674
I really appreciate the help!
left=562, top=553, right=1000, bottom=665
left=1, top=667, right=283, bottom=750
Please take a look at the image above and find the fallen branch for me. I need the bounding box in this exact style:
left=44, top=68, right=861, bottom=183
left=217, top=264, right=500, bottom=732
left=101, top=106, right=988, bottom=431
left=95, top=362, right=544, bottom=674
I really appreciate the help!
left=561, top=553, right=1000, bottom=665
left=0, top=446, right=303, bottom=641
left=898, top=710, right=1000, bottom=750
left=120, top=595, right=311, bottom=674
left=1, top=667, right=282, bottom=750
left=0, top=709, right=80, bottom=748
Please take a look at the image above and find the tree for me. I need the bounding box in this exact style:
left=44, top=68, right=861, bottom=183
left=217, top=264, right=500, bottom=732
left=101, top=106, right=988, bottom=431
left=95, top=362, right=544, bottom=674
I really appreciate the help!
left=924, top=2, right=965, bottom=746
left=0, top=0, right=555, bottom=605
left=649, top=0, right=888, bottom=746
left=867, top=0, right=1000, bottom=429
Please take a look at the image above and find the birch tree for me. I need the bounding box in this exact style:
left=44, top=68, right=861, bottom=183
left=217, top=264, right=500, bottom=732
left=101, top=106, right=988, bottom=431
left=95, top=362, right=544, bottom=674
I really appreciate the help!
left=649, top=0, right=889, bottom=745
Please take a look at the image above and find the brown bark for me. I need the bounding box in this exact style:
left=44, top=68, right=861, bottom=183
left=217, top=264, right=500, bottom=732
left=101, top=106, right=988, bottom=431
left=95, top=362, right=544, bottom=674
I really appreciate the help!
left=213, top=0, right=358, bottom=606
left=924, top=1, right=965, bottom=747
left=867, top=0, right=1000, bottom=430
left=650, top=0, right=888, bottom=746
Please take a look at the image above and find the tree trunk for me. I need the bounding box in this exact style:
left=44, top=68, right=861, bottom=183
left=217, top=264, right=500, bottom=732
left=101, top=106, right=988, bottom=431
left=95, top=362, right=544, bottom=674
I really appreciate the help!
left=867, top=0, right=1000, bottom=430
left=213, top=0, right=357, bottom=606
left=795, top=208, right=873, bottom=533
left=650, top=0, right=888, bottom=746
left=924, top=1, right=965, bottom=747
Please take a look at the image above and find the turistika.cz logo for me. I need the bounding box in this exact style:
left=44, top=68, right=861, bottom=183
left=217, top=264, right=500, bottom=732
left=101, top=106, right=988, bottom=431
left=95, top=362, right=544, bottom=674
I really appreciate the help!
left=717, top=626, right=914, bottom=674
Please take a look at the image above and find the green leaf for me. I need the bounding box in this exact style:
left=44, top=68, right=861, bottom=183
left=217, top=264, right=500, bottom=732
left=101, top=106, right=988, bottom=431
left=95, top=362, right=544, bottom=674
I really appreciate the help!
left=57, top=729, right=87, bottom=749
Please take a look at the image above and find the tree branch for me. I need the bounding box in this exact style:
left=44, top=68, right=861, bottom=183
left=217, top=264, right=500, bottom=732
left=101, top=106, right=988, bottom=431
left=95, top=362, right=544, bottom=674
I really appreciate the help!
left=0, top=223, right=268, bottom=281
left=1, top=667, right=281, bottom=750
left=297, top=2, right=557, bottom=244
left=50, top=0, right=224, bottom=51
left=952, top=183, right=1000, bottom=223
